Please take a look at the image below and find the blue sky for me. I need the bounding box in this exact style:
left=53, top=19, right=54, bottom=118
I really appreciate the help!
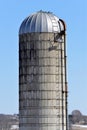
left=0, top=0, right=87, bottom=115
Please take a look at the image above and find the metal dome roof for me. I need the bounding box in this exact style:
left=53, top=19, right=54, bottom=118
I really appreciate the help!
left=19, top=11, right=66, bottom=34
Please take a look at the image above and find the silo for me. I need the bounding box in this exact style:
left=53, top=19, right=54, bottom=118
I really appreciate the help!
left=19, top=11, right=68, bottom=130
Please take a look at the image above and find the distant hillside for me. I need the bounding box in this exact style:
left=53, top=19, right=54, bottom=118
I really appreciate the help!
left=0, top=114, right=19, bottom=130
left=69, top=110, right=87, bottom=125
left=0, top=110, right=87, bottom=130
left=69, top=110, right=87, bottom=130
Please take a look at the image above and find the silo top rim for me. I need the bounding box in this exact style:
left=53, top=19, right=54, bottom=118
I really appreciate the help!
left=19, top=10, right=66, bottom=34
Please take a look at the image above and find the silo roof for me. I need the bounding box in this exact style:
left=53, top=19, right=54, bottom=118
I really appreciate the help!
left=19, top=11, right=66, bottom=34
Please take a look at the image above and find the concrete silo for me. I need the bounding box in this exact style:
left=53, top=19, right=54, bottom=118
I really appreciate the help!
left=19, top=11, right=68, bottom=130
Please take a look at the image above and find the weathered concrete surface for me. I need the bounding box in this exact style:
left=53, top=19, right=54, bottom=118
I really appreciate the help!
left=19, top=33, right=67, bottom=130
